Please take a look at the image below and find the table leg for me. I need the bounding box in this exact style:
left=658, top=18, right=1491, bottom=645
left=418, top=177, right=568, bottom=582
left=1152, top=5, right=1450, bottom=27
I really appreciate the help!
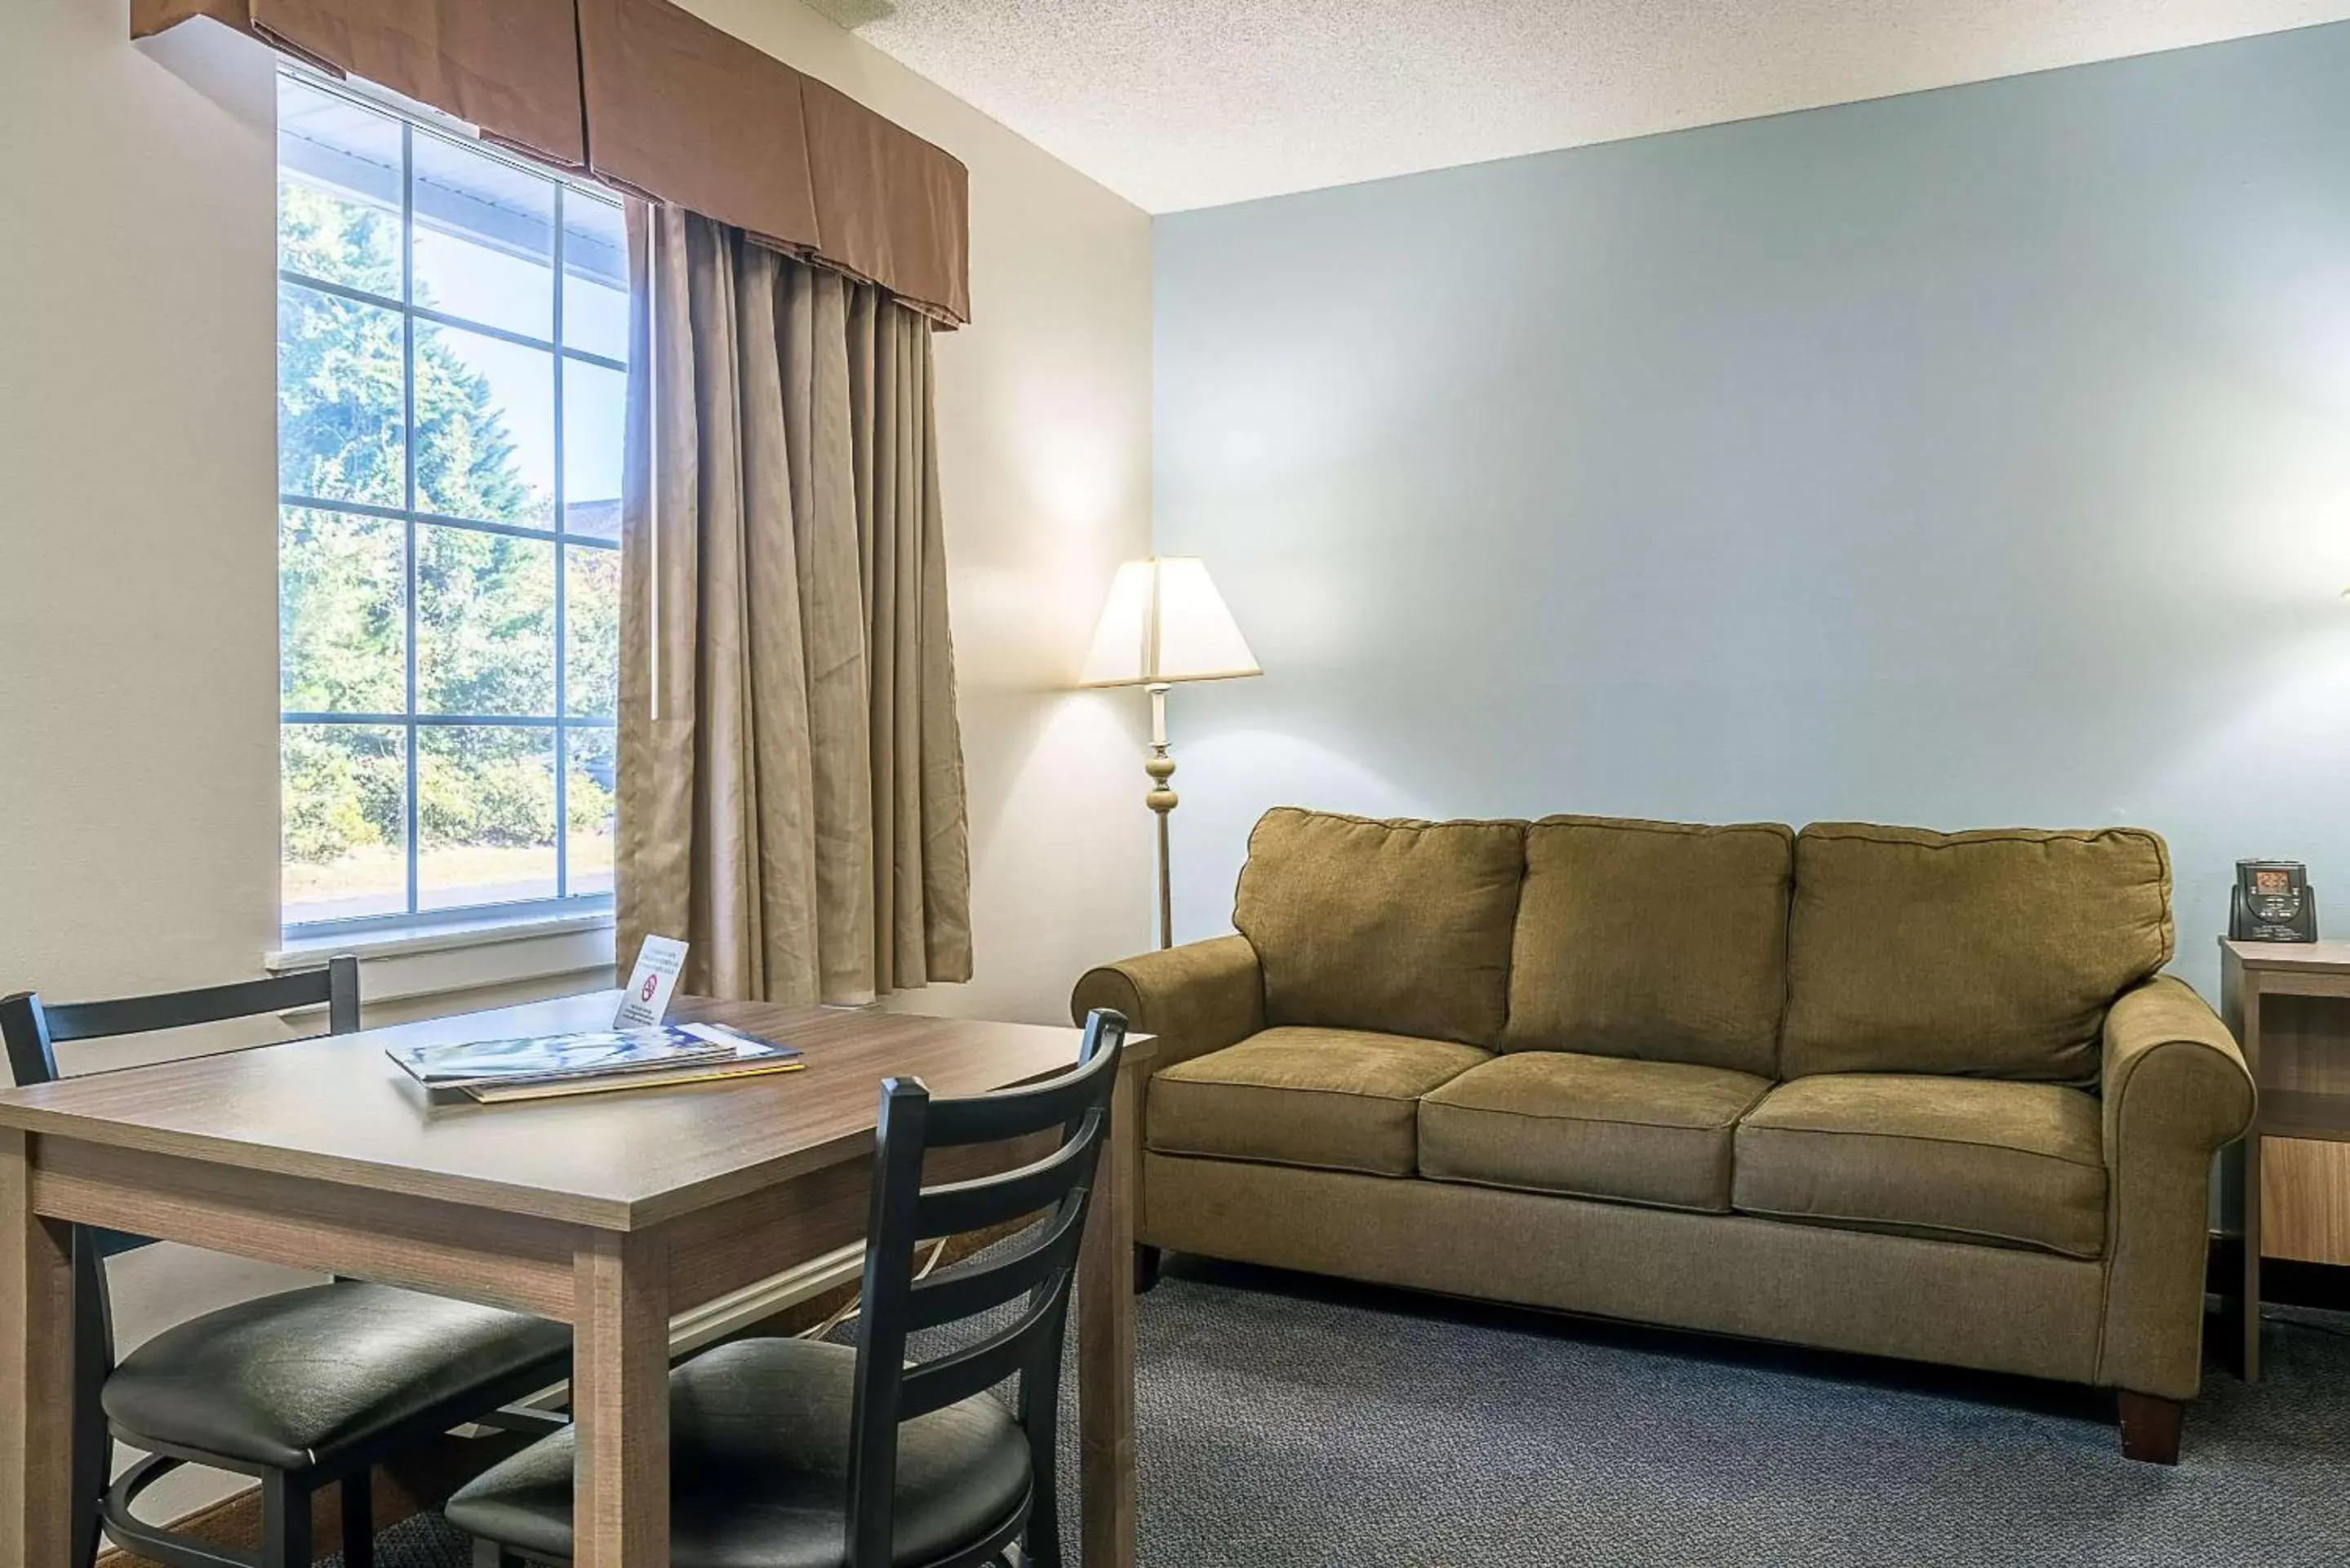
left=2241, top=1136, right=2263, bottom=1383
left=574, top=1229, right=670, bottom=1568
left=2222, top=962, right=2262, bottom=1383
left=1, top=1129, right=75, bottom=1567
left=1077, top=1051, right=1143, bottom=1568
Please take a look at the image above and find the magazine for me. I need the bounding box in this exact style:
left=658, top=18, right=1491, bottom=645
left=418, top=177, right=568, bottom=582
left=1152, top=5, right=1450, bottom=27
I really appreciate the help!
left=460, top=1047, right=806, bottom=1104
left=389, top=1021, right=785, bottom=1089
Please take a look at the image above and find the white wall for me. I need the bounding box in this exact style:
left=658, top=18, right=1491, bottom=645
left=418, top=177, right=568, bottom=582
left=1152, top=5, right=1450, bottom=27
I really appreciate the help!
left=2, top=7, right=282, bottom=1032
left=1, top=0, right=1151, bottom=1520
left=1153, top=23, right=2350, bottom=1003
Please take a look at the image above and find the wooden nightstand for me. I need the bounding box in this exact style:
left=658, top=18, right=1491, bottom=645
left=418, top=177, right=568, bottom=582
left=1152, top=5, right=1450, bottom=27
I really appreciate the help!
left=2219, top=937, right=2350, bottom=1380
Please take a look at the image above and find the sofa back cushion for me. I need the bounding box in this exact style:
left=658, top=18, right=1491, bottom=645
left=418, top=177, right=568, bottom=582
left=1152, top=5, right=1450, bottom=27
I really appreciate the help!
left=1503, top=816, right=1793, bottom=1077
left=1233, top=808, right=1526, bottom=1049
left=1780, top=823, right=2173, bottom=1085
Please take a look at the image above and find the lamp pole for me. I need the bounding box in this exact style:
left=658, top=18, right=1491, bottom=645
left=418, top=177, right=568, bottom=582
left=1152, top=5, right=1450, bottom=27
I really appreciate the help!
left=1080, top=557, right=1257, bottom=953
left=1145, top=682, right=1177, bottom=948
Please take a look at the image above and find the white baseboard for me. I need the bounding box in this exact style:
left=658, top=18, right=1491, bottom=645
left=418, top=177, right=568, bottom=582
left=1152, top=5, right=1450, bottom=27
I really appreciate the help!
left=461, top=1240, right=868, bottom=1427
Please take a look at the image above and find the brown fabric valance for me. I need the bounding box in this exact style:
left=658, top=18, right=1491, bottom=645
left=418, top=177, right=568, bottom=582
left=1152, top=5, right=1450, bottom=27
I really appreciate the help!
left=131, top=0, right=587, bottom=167
left=133, top=0, right=971, bottom=325
left=802, top=78, right=971, bottom=326
left=574, top=0, right=820, bottom=257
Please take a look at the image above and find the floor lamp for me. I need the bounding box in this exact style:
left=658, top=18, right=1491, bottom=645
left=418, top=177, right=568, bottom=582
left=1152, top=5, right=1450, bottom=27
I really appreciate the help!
left=1081, top=557, right=1262, bottom=948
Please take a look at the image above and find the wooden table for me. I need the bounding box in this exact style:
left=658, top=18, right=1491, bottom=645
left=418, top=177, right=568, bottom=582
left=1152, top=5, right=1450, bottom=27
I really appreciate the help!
left=2220, top=939, right=2350, bottom=1382
left=0, top=992, right=1151, bottom=1567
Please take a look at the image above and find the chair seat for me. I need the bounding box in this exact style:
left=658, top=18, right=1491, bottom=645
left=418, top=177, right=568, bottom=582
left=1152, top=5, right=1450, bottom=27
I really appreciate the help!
left=1419, top=1051, right=1774, bottom=1212
left=1148, top=1027, right=1491, bottom=1176
left=446, top=1336, right=1032, bottom=1568
left=102, top=1281, right=570, bottom=1474
left=1733, top=1073, right=2108, bottom=1258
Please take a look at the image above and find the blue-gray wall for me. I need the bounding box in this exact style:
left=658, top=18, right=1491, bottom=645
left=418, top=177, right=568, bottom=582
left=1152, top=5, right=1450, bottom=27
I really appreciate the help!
left=1152, top=22, right=2350, bottom=998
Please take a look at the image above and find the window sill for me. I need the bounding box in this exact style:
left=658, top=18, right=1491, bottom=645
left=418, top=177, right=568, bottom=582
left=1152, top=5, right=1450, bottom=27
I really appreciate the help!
left=267, top=909, right=617, bottom=1005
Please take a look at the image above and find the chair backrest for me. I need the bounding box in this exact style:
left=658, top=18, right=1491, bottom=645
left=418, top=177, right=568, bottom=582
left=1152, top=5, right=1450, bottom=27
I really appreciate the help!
left=0, top=950, right=365, bottom=1277
left=0, top=957, right=362, bottom=1568
left=843, top=1006, right=1128, bottom=1568
left=0, top=953, right=361, bottom=1090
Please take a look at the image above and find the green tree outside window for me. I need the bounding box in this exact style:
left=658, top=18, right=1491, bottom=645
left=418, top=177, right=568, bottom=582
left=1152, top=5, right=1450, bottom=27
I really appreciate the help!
left=277, top=99, right=621, bottom=923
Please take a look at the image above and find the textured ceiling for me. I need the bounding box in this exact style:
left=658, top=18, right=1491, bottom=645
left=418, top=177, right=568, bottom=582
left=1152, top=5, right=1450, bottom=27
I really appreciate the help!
left=806, top=0, right=2350, bottom=212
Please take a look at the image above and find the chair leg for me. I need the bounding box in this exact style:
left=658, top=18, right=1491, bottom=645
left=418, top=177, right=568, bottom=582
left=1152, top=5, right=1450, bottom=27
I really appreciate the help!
left=261, top=1472, right=312, bottom=1568
left=1021, top=1349, right=1064, bottom=1568
left=2117, top=1390, right=2183, bottom=1464
left=1134, top=1243, right=1162, bottom=1294
left=67, top=1387, right=105, bottom=1568
left=340, top=1471, right=375, bottom=1568
left=69, top=1232, right=113, bottom=1568
left=1021, top=1474, right=1059, bottom=1568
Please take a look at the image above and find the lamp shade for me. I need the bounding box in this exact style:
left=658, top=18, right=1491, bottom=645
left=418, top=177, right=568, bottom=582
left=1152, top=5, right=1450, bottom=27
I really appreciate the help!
left=1080, top=557, right=1261, bottom=686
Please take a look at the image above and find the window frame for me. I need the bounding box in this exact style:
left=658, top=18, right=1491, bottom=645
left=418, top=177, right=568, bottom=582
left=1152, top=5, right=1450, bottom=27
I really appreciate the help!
left=276, top=69, right=627, bottom=939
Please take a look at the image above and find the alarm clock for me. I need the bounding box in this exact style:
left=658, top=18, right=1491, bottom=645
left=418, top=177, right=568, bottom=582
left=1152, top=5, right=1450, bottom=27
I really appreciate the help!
left=2230, top=860, right=2319, bottom=943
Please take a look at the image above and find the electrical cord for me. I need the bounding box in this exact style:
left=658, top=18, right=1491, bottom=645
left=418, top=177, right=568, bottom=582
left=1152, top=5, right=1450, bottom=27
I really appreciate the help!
left=2262, top=1306, right=2350, bottom=1340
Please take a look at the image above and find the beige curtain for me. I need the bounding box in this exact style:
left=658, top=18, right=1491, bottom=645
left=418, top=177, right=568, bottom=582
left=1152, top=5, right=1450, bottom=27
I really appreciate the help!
left=616, top=205, right=972, bottom=1003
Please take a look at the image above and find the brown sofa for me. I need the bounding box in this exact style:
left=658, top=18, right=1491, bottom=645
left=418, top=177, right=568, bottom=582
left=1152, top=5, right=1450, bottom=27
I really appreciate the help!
left=1071, top=809, right=2255, bottom=1461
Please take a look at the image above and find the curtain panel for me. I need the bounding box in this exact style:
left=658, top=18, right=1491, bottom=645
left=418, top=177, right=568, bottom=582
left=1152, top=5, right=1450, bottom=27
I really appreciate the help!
left=616, top=206, right=972, bottom=1004
left=132, top=0, right=971, bottom=325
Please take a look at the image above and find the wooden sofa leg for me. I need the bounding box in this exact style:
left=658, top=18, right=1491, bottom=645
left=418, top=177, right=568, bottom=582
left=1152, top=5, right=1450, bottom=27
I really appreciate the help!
left=1134, top=1244, right=1162, bottom=1294
left=2117, top=1391, right=2183, bottom=1464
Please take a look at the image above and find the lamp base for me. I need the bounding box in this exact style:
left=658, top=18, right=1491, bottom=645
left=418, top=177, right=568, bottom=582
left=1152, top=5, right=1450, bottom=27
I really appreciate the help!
left=1147, top=684, right=1177, bottom=949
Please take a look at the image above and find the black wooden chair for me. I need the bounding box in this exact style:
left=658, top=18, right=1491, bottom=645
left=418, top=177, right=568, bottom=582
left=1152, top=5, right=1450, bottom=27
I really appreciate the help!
left=0, top=958, right=574, bottom=1568
left=446, top=1006, right=1131, bottom=1568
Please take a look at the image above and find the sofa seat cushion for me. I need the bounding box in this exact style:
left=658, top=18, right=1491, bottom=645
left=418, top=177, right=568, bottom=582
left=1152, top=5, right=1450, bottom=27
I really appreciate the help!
left=1733, top=1074, right=2108, bottom=1258
left=1419, top=1051, right=1774, bottom=1213
left=1149, top=1028, right=1491, bottom=1176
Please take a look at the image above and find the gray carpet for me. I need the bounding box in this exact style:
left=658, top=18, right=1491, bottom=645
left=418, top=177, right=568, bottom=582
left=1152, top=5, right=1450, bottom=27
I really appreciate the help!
left=337, top=1256, right=2350, bottom=1566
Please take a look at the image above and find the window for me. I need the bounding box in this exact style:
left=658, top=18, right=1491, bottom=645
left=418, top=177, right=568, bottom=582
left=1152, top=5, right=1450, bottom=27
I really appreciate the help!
left=275, top=73, right=627, bottom=933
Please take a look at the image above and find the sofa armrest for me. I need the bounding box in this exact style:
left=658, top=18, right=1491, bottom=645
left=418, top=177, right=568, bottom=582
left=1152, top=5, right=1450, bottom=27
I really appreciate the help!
left=1071, top=935, right=1264, bottom=1076
left=2096, top=975, right=2256, bottom=1399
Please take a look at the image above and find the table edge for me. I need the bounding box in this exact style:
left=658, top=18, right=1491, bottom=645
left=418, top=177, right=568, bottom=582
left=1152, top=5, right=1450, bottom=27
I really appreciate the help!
left=2219, top=936, right=2350, bottom=975
left=0, top=1030, right=1159, bottom=1232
